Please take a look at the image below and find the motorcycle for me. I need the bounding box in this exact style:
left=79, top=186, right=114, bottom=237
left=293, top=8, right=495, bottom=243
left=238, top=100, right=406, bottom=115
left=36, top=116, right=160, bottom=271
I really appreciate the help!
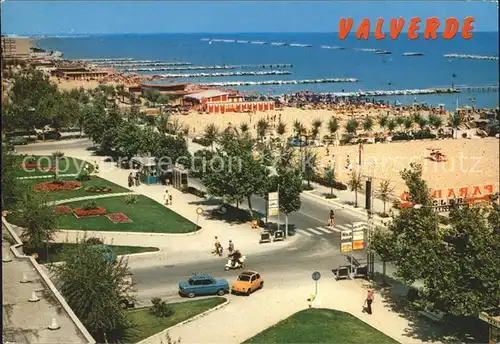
left=224, top=256, right=246, bottom=271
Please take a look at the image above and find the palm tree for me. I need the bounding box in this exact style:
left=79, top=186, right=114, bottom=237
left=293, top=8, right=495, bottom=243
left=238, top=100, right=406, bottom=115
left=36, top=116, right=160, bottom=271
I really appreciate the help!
left=387, top=119, right=397, bottom=134
left=203, top=123, right=219, bottom=151
left=347, top=172, right=363, bottom=207
left=449, top=113, right=461, bottom=138
left=156, top=114, right=170, bottom=135
left=311, top=119, right=322, bottom=140
left=303, top=149, right=317, bottom=188
left=403, top=118, right=413, bottom=132
left=376, top=179, right=395, bottom=215
left=328, top=117, right=339, bottom=143
left=363, top=117, right=374, bottom=133
left=378, top=115, right=388, bottom=132
left=240, top=122, right=249, bottom=134
left=256, top=118, right=269, bottom=142
left=276, top=121, right=286, bottom=143
left=395, top=116, right=405, bottom=132
left=345, top=119, right=358, bottom=136
left=428, top=114, right=443, bottom=131
left=411, top=113, right=422, bottom=130
left=418, top=117, right=428, bottom=131
left=293, top=119, right=305, bottom=138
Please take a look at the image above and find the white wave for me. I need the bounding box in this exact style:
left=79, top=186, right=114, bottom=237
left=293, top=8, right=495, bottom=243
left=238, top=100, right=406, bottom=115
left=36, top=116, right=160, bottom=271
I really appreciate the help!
left=320, top=45, right=345, bottom=50
left=120, top=63, right=293, bottom=72
left=289, top=43, right=312, bottom=47
left=444, top=53, right=498, bottom=61
left=354, top=48, right=379, bottom=52
left=250, top=41, right=267, bottom=44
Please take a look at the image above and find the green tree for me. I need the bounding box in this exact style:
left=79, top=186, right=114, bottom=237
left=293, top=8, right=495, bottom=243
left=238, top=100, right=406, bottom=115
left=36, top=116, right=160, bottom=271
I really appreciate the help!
left=276, top=121, right=286, bottom=143
left=240, top=122, right=250, bottom=134
left=363, top=117, right=374, bottom=133
left=345, top=119, right=358, bottom=136
left=395, top=116, right=405, bottom=132
left=323, top=166, right=336, bottom=198
left=49, top=239, right=136, bottom=342
left=1, top=144, right=22, bottom=208
left=387, top=119, right=397, bottom=134
left=302, top=149, right=317, bottom=188
left=293, top=119, right=305, bottom=138
left=372, top=163, right=500, bottom=316
left=256, top=118, right=269, bottom=142
left=203, top=123, right=219, bottom=151
left=114, top=122, right=144, bottom=159
left=276, top=167, right=303, bottom=236
left=311, top=119, right=322, bottom=140
left=371, top=229, right=397, bottom=285
left=376, top=179, right=395, bottom=215
left=378, top=115, right=388, bottom=132
left=143, top=88, right=161, bottom=107
left=403, top=117, right=413, bottom=132
left=328, top=117, right=339, bottom=143
left=18, top=190, right=58, bottom=261
left=347, top=171, right=363, bottom=207
left=417, top=117, right=429, bottom=131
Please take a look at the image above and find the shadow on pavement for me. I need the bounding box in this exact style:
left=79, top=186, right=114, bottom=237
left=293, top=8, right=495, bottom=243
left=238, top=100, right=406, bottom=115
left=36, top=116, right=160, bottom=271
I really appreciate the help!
left=367, top=274, right=488, bottom=344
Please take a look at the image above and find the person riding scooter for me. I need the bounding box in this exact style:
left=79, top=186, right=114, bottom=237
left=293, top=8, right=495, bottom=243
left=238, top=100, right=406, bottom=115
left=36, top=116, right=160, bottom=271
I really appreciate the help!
left=229, top=249, right=242, bottom=267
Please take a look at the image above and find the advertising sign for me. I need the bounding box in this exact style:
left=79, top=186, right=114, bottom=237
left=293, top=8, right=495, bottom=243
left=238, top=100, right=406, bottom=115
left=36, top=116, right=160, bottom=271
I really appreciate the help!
left=268, top=192, right=279, bottom=216
left=353, top=240, right=365, bottom=250
left=340, top=242, right=352, bottom=253
left=341, top=230, right=352, bottom=241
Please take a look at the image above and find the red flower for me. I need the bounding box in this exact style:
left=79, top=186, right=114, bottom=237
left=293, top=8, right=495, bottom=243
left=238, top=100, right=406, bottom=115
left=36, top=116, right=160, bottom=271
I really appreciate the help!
left=34, top=181, right=82, bottom=192
left=54, top=206, right=72, bottom=214
left=107, top=212, right=132, bottom=223
left=20, top=163, right=39, bottom=168
left=73, top=207, right=107, bottom=217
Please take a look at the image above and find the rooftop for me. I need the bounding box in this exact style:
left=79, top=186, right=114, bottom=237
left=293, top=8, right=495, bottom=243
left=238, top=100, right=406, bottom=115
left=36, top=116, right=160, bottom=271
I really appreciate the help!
left=184, top=90, right=229, bottom=100
left=2, top=219, right=95, bottom=344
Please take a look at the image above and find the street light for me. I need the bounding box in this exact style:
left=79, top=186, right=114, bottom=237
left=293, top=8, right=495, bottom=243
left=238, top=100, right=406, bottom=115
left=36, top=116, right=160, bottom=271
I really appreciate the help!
left=267, top=167, right=284, bottom=237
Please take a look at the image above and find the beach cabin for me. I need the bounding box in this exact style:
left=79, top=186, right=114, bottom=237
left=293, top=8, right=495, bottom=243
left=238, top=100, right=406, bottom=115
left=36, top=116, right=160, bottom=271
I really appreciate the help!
left=131, top=156, right=159, bottom=185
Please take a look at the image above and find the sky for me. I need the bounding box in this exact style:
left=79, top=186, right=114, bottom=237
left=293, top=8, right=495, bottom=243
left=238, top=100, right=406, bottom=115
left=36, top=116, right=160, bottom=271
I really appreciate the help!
left=1, top=1, right=499, bottom=35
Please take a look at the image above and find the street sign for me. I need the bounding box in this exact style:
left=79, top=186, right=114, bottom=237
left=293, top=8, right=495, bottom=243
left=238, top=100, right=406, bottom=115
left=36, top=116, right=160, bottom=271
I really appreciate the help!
left=340, top=242, right=352, bottom=253
left=352, top=230, right=364, bottom=241
left=312, top=271, right=321, bottom=281
left=196, top=207, right=203, bottom=215
left=268, top=192, right=279, bottom=216
left=341, top=230, right=352, bottom=241
left=353, top=240, right=365, bottom=250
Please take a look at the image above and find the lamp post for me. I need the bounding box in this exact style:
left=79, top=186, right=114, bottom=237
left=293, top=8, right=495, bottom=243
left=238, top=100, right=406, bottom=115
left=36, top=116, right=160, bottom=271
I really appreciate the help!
left=267, top=167, right=282, bottom=236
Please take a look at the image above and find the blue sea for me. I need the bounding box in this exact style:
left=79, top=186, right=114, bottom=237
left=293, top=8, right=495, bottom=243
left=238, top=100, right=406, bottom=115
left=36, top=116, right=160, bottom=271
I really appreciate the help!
left=36, top=32, right=499, bottom=109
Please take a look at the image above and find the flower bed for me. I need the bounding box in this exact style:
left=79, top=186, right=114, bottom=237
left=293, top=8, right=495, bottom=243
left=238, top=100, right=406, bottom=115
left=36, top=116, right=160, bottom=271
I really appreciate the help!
left=20, top=163, right=39, bottom=168
left=85, top=186, right=112, bottom=193
left=106, top=213, right=132, bottom=223
left=54, top=206, right=72, bottom=214
left=34, top=180, right=82, bottom=192
left=73, top=207, right=107, bottom=217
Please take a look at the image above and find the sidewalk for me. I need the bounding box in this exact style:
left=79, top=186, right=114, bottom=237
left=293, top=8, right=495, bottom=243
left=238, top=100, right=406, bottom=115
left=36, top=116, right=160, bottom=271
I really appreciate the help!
left=145, top=274, right=444, bottom=344
left=304, top=181, right=396, bottom=226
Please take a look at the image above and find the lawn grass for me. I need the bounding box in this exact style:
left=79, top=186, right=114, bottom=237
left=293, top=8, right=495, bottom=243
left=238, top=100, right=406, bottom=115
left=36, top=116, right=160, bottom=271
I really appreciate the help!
left=124, top=297, right=226, bottom=343
left=19, top=176, right=130, bottom=201
left=14, top=155, right=93, bottom=177
left=243, top=308, right=399, bottom=344
left=55, top=195, right=197, bottom=233
left=29, top=243, right=159, bottom=264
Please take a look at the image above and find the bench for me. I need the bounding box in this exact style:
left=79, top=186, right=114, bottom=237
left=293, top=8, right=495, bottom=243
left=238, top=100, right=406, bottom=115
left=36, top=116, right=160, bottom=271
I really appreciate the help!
left=418, top=310, right=444, bottom=322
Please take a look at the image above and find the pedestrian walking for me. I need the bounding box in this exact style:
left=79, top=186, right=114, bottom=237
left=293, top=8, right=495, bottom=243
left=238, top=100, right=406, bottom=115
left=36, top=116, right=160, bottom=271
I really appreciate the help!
left=228, top=239, right=234, bottom=254
left=363, top=290, right=374, bottom=314
left=164, top=189, right=169, bottom=205
left=328, top=209, right=335, bottom=228
left=134, top=172, right=140, bottom=186
left=128, top=173, right=134, bottom=188
left=168, top=194, right=172, bottom=205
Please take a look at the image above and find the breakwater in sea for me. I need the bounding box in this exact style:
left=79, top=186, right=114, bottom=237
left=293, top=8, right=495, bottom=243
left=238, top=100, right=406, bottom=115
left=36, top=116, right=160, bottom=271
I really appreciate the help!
left=94, top=61, right=192, bottom=67
left=120, top=63, right=293, bottom=72
left=444, top=54, right=498, bottom=61
left=78, top=58, right=134, bottom=62
left=319, top=87, right=460, bottom=97
left=199, top=78, right=359, bottom=87
left=157, top=70, right=291, bottom=78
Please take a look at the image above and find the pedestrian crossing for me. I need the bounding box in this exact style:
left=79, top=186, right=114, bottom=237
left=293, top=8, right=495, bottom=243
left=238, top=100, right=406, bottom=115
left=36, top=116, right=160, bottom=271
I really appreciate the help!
left=295, top=224, right=352, bottom=237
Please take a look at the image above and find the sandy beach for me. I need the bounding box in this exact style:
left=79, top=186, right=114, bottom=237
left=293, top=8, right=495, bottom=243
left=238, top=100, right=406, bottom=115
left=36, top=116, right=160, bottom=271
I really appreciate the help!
left=171, top=110, right=499, bottom=198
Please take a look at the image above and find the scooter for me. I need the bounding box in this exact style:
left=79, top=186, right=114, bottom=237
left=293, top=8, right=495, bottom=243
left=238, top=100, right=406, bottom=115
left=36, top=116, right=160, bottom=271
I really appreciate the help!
left=224, top=256, right=246, bottom=271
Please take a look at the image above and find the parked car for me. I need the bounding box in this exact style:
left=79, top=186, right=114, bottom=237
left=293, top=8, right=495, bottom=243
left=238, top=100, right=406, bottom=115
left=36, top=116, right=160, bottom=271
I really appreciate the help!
left=178, top=273, right=229, bottom=298
left=231, top=271, right=264, bottom=296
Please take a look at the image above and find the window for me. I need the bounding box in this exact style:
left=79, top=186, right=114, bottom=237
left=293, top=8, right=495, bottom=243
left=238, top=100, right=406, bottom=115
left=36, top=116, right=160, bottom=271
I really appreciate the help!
left=192, top=280, right=203, bottom=286
left=202, top=279, right=213, bottom=285
left=251, top=276, right=256, bottom=282
left=255, top=274, right=260, bottom=279
left=237, top=275, right=251, bottom=282
left=188, top=278, right=195, bottom=285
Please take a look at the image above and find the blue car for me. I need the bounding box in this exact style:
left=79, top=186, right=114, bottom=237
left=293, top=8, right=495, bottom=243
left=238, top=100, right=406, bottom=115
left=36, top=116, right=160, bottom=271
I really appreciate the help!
left=178, top=273, right=229, bottom=298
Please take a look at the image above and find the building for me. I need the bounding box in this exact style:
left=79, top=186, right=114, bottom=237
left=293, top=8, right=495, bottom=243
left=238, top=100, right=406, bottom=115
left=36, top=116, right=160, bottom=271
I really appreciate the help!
left=1, top=36, right=32, bottom=59
left=184, top=89, right=275, bottom=114
left=479, top=311, right=500, bottom=344
left=139, top=83, right=192, bottom=105
left=51, top=67, right=110, bottom=80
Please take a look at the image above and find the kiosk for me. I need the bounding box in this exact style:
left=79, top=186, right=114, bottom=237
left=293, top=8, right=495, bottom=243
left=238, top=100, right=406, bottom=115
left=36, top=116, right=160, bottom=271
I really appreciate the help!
left=131, top=156, right=159, bottom=185
left=171, top=166, right=189, bottom=190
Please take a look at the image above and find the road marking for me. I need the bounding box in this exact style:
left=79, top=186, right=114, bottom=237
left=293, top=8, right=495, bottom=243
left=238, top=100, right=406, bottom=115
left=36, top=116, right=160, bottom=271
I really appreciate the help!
left=336, top=224, right=352, bottom=231
left=296, top=229, right=313, bottom=237
left=305, top=227, right=324, bottom=235
left=315, top=226, right=334, bottom=234
left=325, top=226, right=341, bottom=233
